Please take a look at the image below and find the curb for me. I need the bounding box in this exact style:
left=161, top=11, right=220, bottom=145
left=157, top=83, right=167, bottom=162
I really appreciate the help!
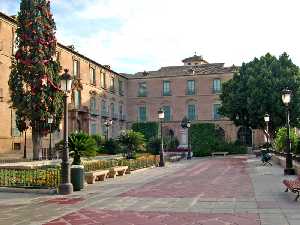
left=0, top=187, right=57, bottom=194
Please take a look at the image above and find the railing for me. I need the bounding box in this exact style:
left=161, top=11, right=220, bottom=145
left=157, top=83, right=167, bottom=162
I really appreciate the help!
left=112, top=113, right=119, bottom=120
left=101, top=110, right=109, bottom=118
left=119, top=114, right=126, bottom=121
left=0, top=167, right=60, bottom=189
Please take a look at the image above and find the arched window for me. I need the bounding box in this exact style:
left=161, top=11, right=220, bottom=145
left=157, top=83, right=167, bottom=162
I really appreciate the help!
left=90, top=97, right=97, bottom=114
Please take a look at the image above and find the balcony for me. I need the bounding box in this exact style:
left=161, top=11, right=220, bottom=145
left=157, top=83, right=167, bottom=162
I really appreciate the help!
left=138, top=92, right=147, bottom=97
left=119, top=90, right=124, bottom=96
left=212, top=89, right=222, bottom=94
left=186, top=89, right=196, bottom=96
left=109, top=86, right=116, bottom=93
left=119, top=114, right=126, bottom=121
left=112, top=112, right=119, bottom=120
left=101, top=110, right=109, bottom=118
left=90, top=110, right=99, bottom=117
left=162, top=91, right=171, bottom=96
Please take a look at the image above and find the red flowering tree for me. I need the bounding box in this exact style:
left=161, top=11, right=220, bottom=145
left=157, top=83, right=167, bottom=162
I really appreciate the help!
left=9, top=0, right=63, bottom=159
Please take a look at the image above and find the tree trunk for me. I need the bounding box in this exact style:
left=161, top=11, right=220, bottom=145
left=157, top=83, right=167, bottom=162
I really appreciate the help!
left=32, top=128, right=42, bottom=160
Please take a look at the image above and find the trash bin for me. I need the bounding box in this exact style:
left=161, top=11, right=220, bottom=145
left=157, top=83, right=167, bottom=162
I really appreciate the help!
left=71, top=165, right=84, bottom=191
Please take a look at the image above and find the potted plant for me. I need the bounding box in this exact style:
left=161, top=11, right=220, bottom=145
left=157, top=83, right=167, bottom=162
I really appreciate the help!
left=68, top=132, right=97, bottom=191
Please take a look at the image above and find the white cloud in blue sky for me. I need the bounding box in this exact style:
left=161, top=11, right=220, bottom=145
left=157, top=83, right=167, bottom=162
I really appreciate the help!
left=1, top=0, right=300, bottom=74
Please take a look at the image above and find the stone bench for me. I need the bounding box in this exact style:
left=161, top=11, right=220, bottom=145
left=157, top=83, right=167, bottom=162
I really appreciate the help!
left=85, top=170, right=109, bottom=184
left=283, top=177, right=300, bottom=201
left=108, top=166, right=128, bottom=178
left=211, top=152, right=229, bottom=157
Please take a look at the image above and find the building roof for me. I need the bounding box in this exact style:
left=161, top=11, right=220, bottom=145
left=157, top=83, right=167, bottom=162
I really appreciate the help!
left=128, top=63, right=235, bottom=79
left=0, top=11, right=127, bottom=79
left=182, top=54, right=208, bottom=64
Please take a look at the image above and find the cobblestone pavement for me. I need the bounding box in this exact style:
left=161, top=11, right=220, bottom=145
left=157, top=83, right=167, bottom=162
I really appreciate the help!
left=0, top=155, right=300, bottom=225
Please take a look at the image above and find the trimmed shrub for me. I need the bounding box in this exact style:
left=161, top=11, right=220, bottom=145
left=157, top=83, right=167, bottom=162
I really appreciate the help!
left=132, top=122, right=159, bottom=141
left=103, top=138, right=121, bottom=155
left=90, top=134, right=105, bottom=154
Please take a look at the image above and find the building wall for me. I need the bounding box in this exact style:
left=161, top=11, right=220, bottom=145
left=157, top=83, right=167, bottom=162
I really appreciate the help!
left=0, top=13, right=127, bottom=157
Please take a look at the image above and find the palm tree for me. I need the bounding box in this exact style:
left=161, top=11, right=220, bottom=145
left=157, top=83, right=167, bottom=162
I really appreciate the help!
left=119, top=130, right=145, bottom=159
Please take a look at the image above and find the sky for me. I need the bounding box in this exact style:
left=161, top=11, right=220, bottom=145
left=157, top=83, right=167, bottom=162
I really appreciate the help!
left=1, top=0, right=300, bottom=74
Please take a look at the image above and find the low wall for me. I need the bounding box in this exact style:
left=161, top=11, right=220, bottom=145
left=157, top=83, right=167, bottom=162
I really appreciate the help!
left=272, top=155, right=300, bottom=175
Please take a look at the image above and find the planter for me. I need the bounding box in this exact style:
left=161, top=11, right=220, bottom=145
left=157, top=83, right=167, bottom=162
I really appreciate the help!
left=71, top=165, right=84, bottom=191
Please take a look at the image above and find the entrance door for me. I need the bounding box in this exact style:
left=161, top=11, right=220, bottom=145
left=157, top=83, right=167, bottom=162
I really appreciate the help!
left=237, top=127, right=252, bottom=146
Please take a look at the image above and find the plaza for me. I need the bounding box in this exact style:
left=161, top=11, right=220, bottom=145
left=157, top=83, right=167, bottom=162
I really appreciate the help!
left=0, top=156, right=299, bottom=225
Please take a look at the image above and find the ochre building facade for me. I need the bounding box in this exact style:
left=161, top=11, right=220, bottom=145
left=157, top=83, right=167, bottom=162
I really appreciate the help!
left=0, top=12, right=264, bottom=157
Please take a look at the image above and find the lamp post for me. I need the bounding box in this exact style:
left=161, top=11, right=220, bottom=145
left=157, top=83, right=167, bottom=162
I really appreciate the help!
left=186, top=120, right=192, bottom=160
left=282, top=88, right=295, bottom=175
left=158, top=108, right=165, bottom=167
left=59, top=69, right=73, bottom=195
left=104, top=119, right=113, bottom=141
left=263, top=113, right=270, bottom=145
left=23, top=119, right=29, bottom=159
left=48, top=116, right=53, bottom=160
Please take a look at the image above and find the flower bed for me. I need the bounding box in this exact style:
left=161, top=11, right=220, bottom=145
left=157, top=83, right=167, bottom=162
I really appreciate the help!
left=0, top=167, right=60, bottom=189
left=83, top=155, right=159, bottom=172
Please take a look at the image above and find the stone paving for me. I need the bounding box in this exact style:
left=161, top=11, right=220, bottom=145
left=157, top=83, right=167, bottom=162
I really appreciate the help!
left=0, top=155, right=299, bottom=225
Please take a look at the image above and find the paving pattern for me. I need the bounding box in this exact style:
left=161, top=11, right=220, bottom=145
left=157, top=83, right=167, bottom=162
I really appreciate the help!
left=0, top=155, right=300, bottom=225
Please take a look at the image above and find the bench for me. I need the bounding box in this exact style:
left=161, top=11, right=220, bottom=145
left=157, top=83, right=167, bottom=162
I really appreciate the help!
left=85, top=170, right=109, bottom=184
left=283, top=177, right=300, bottom=201
left=108, top=166, right=128, bottom=178
left=211, top=152, right=229, bottom=157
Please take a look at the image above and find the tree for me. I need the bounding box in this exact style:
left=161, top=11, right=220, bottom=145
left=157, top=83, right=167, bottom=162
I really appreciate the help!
left=68, top=132, right=97, bottom=165
left=119, top=130, right=146, bottom=159
left=8, top=0, right=63, bottom=159
left=219, top=53, right=300, bottom=138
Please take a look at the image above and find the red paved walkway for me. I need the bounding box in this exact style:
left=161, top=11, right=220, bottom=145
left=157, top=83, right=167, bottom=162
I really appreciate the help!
left=46, top=209, right=259, bottom=225
left=121, top=158, right=254, bottom=198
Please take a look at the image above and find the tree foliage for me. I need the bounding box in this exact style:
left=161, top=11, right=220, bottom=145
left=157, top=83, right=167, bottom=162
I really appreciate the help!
left=68, top=132, right=97, bottom=165
left=119, top=130, right=146, bottom=159
left=8, top=0, right=63, bottom=159
left=219, top=53, right=300, bottom=137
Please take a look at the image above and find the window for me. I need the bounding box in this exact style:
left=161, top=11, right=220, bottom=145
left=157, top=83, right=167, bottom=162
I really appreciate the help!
left=138, top=106, right=147, bottom=122
left=110, top=77, right=115, bottom=92
left=101, top=72, right=107, bottom=89
left=90, top=67, right=96, bottom=85
left=119, top=104, right=124, bottom=120
left=11, top=110, right=20, bottom=137
left=118, top=79, right=124, bottom=96
left=90, top=97, right=97, bottom=115
left=163, top=80, right=171, bottom=96
left=213, top=103, right=222, bottom=120
left=12, top=30, right=18, bottom=55
left=138, top=82, right=147, bottom=97
left=163, top=106, right=171, bottom=121
left=213, top=79, right=221, bottom=93
left=0, top=88, right=3, bottom=102
left=90, top=123, right=97, bottom=135
left=74, top=90, right=81, bottom=109
left=187, top=104, right=196, bottom=121
left=55, top=51, right=60, bottom=63
left=101, top=100, right=108, bottom=117
left=73, top=60, right=80, bottom=77
left=187, top=80, right=195, bottom=95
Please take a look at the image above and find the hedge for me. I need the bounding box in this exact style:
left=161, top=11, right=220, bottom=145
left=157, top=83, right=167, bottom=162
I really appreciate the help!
left=190, top=123, right=246, bottom=156
left=132, top=122, right=159, bottom=141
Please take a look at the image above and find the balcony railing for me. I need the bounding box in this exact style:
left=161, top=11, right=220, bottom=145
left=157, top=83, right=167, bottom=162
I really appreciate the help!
left=101, top=110, right=109, bottom=118
left=138, top=92, right=147, bottom=97
left=112, top=113, right=119, bottom=120
left=186, top=89, right=196, bottom=96
left=119, top=114, right=126, bottom=121
left=212, top=89, right=222, bottom=94
left=162, top=91, right=171, bottom=96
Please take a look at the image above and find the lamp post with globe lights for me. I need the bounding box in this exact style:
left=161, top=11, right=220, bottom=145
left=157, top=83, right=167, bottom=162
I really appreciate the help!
left=264, top=113, right=270, bottom=145
left=58, top=69, right=73, bottom=195
left=281, top=88, right=295, bottom=175
left=158, top=108, right=165, bottom=167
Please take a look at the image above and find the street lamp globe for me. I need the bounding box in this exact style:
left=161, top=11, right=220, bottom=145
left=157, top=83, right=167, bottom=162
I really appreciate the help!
left=48, top=116, right=54, bottom=124
left=158, top=108, right=164, bottom=119
left=264, top=113, right=270, bottom=122
left=60, top=69, right=73, bottom=92
left=187, top=120, right=191, bottom=128
left=282, top=88, right=292, bottom=106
